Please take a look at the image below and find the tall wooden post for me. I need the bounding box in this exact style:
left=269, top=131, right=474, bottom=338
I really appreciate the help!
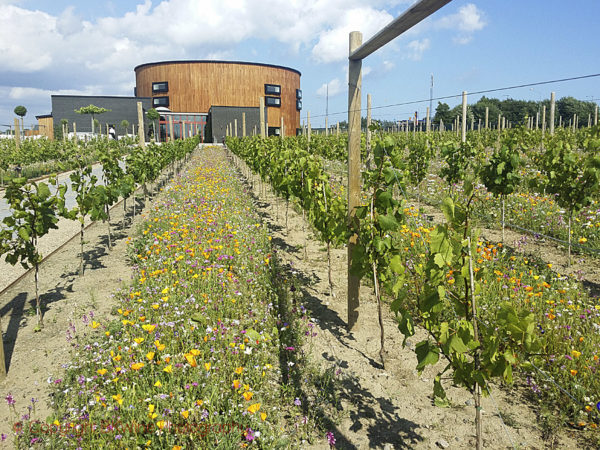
left=336, top=122, right=340, bottom=136
left=307, top=111, right=311, bottom=144
left=497, top=114, right=501, bottom=130
left=280, top=117, right=284, bottom=138
left=485, top=107, right=489, bottom=129
left=461, top=91, right=467, bottom=143
left=242, top=113, right=246, bottom=137
left=347, top=31, right=362, bottom=331
left=73, top=122, right=78, bottom=144
left=595, top=105, right=598, bottom=126
left=549, top=92, right=556, bottom=135
left=325, top=116, right=329, bottom=136
left=14, top=118, right=20, bottom=149
left=259, top=97, right=266, bottom=139
left=366, top=94, right=372, bottom=154
left=426, top=106, right=430, bottom=133
left=542, top=105, right=547, bottom=139
left=234, top=119, right=238, bottom=137
left=169, top=116, right=174, bottom=142
left=137, top=102, right=145, bottom=148
left=536, top=112, right=539, bottom=130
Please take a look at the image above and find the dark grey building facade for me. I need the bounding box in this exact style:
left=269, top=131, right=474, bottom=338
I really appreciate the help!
left=51, top=95, right=152, bottom=137
left=207, top=106, right=266, bottom=142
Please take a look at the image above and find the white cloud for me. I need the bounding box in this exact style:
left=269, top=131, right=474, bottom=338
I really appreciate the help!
left=316, top=78, right=342, bottom=97
left=311, top=7, right=394, bottom=63
left=405, top=38, right=430, bottom=60
left=435, top=3, right=486, bottom=44
left=7, top=86, right=103, bottom=100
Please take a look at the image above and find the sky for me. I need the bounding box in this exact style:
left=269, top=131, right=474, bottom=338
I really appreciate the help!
left=0, top=0, right=599, bottom=130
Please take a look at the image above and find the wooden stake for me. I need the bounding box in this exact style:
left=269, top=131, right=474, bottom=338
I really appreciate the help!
left=242, top=112, right=246, bottom=137
left=259, top=97, right=266, bottom=138
left=169, top=115, right=174, bottom=142
left=137, top=102, right=145, bottom=147
left=461, top=91, right=467, bottom=143
left=234, top=119, right=238, bottom=137
left=347, top=30, right=362, bottom=331
left=14, top=118, right=20, bottom=149
left=550, top=92, right=556, bottom=135
left=542, top=105, right=546, bottom=140
left=307, top=111, right=311, bottom=144
left=485, top=106, right=489, bottom=129
left=426, top=106, right=430, bottom=133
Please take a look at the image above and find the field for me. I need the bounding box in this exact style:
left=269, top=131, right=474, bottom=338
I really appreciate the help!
left=0, top=129, right=598, bottom=448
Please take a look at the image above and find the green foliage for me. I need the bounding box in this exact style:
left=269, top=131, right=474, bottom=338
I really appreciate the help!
left=14, top=105, right=27, bottom=118
left=481, top=143, right=521, bottom=197
left=75, top=105, right=111, bottom=116
left=0, top=177, right=66, bottom=326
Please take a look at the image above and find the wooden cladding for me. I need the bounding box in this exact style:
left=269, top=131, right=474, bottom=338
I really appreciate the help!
left=135, top=61, right=300, bottom=136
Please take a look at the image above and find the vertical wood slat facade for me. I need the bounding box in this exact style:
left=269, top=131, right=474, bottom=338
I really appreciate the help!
left=135, top=61, right=301, bottom=136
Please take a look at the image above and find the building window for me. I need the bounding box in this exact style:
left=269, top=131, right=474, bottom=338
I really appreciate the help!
left=296, top=100, right=302, bottom=111
left=296, top=89, right=302, bottom=99
left=152, top=81, right=169, bottom=93
left=153, top=96, right=169, bottom=107
left=268, top=127, right=281, bottom=136
left=265, top=96, right=281, bottom=107
left=264, top=84, right=281, bottom=96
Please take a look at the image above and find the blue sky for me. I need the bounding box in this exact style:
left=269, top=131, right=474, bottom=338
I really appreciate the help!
left=0, top=0, right=599, bottom=130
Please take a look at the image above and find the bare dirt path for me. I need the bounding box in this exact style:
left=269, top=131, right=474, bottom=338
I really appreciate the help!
left=226, top=149, right=586, bottom=450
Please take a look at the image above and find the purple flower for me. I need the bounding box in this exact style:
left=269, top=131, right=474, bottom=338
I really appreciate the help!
left=245, top=428, right=255, bottom=441
left=294, top=398, right=301, bottom=406
left=326, top=431, right=336, bottom=447
left=5, top=394, right=15, bottom=406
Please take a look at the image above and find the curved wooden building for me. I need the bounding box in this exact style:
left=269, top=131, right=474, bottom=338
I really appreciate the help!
left=134, top=60, right=302, bottom=139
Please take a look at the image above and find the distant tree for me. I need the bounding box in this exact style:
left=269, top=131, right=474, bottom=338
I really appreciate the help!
left=14, top=105, right=27, bottom=138
left=472, top=96, right=502, bottom=127
left=146, top=108, right=160, bottom=140
left=557, top=96, right=595, bottom=126
left=120, top=119, right=130, bottom=135
left=75, top=104, right=110, bottom=135
left=434, top=102, right=452, bottom=126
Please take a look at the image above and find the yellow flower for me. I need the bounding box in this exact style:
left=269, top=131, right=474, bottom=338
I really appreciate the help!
left=154, top=380, right=162, bottom=387
left=235, top=367, right=244, bottom=375
left=148, top=404, right=155, bottom=413
left=156, top=421, right=166, bottom=430
left=190, top=349, right=201, bottom=356
left=131, top=362, right=145, bottom=371
left=204, top=362, right=211, bottom=371
left=243, top=391, right=253, bottom=401
left=181, top=410, right=189, bottom=419
left=247, top=403, right=261, bottom=414
left=184, top=354, right=197, bottom=367
left=163, top=364, right=173, bottom=374
left=173, top=446, right=182, bottom=450
left=112, top=394, right=123, bottom=405
left=232, top=379, right=241, bottom=389
left=146, top=351, right=155, bottom=361
left=142, top=324, right=156, bottom=333
left=161, top=287, right=169, bottom=294
left=97, top=368, right=107, bottom=376
left=91, top=321, right=100, bottom=329
left=154, top=340, right=166, bottom=351
left=571, top=350, right=582, bottom=358
left=151, top=304, right=160, bottom=310
left=134, top=338, right=145, bottom=344
left=261, top=412, right=267, bottom=421
left=570, top=369, right=578, bottom=376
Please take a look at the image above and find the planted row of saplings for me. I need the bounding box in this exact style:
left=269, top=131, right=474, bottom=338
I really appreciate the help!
left=0, top=137, right=198, bottom=331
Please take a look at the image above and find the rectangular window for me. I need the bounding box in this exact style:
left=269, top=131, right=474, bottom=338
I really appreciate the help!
left=268, top=127, right=281, bottom=136
left=265, top=96, right=281, bottom=107
left=296, top=89, right=302, bottom=99
left=153, top=97, right=169, bottom=107
left=264, top=84, right=281, bottom=96
left=296, top=100, right=302, bottom=111
left=152, top=81, right=169, bottom=93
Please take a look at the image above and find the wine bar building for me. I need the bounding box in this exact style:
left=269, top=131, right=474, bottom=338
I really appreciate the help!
left=38, top=60, right=302, bottom=142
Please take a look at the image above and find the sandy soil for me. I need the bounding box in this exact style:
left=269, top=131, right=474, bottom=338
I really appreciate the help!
left=226, top=149, right=588, bottom=449
left=0, top=173, right=176, bottom=449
